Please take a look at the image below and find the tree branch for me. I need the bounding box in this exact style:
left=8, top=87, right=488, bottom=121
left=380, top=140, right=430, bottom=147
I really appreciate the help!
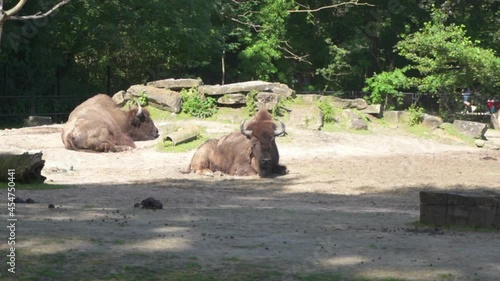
left=229, top=17, right=263, bottom=32
left=289, top=0, right=373, bottom=13
left=4, top=0, right=27, bottom=16
left=10, top=0, right=71, bottom=20
left=278, top=41, right=312, bottom=65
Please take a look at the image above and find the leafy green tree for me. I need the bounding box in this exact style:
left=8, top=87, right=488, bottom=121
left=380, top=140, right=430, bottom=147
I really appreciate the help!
left=237, top=0, right=295, bottom=82
left=395, top=8, right=500, bottom=111
left=0, top=0, right=70, bottom=47
left=362, top=67, right=409, bottom=108
left=316, top=38, right=352, bottom=91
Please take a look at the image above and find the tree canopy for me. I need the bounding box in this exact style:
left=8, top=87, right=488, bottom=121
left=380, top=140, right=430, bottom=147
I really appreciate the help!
left=1, top=0, right=499, bottom=114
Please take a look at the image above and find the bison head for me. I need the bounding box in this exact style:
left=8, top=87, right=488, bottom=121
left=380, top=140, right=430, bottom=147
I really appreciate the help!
left=241, top=114, right=285, bottom=177
left=128, top=103, right=160, bottom=141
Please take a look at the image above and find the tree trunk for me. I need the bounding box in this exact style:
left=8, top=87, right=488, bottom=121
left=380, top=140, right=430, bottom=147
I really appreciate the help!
left=0, top=150, right=46, bottom=183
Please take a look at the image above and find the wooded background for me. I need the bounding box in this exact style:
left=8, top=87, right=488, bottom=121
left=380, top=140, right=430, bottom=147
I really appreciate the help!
left=1, top=0, right=499, bottom=123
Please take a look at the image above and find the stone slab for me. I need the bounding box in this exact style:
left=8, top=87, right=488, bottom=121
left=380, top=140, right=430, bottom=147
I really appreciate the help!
left=420, top=191, right=500, bottom=228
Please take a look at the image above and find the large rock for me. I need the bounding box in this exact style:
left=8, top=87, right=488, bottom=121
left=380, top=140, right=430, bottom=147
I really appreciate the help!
left=146, top=78, right=202, bottom=90
left=298, top=94, right=321, bottom=103
left=256, top=92, right=278, bottom=111
left=453, top=120, right=488, bottom=139
left=491, top=112, right=500, bottom=130
left=319, top=96, right=368, bottom=110
left=217, top=94, right=246, bottom=105
left=359, top=104, right=382, bottom=116
left=127, top=85, right=182, bottom=113
left=384, top=111, right=409, bottom=123
left=342, top=109, right=361, bottom=120
left=24, top=116, right=51, bottom=127
left=350, top=118, right=368, bottom=130
left=342, top=109, right=368, bottom=130
left=112, top=90, right=133, bottom=106
left=288, top=105, right=323, bottom=130
left=199, top=81, right=294, bottom=99
left=422, top=114, right=443, bottom=129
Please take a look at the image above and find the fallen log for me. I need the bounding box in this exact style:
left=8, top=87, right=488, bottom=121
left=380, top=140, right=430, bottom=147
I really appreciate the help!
left=0, top=150, right=46, bottom=183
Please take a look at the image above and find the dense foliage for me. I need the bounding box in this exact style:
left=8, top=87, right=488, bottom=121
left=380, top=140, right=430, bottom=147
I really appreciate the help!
left=1, top=0, right=499, bottom=119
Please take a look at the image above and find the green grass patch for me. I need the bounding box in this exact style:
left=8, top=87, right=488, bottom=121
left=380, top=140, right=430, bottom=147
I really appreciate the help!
left=295, top=273, right=406, bottom=281
left=223, top=256, right=241, bottom=262
left=8, top=250, right=411, bottom=281
left=0, top=181, right=68, bottom=190
left=112, top=239, right=127, bottom=245
left=295, top=272, right=345, bottom=281
left=438, top=123, right=475, bottom=144
left=146, top=106, right=192, bottom=121
left=404, top=124, right=433, bottom=138
left=158, top=134, right=209, bottom=153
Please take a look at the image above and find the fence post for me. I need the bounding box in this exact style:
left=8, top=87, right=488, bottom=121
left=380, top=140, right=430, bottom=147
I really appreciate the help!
left=106, top=65, right=111, bottom=95
left=2, top=62, right=6, bottom=96
left=56, top=66, right=61, bottom=96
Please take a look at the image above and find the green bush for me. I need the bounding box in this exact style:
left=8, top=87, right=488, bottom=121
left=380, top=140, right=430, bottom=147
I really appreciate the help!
left=137, top=91, right=149, bottom=106
left=245, top=90, right=258, bottom=115
left=317, top=99, right=336, bottom=123
left=181, top=88, right=217, bottom=118
left=124, top=91, right=149, bottom=109
left=407, top=103, right=425, bottom=126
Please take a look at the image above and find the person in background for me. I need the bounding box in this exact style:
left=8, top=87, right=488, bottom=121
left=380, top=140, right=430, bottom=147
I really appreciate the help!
left=462, top=87, right=476, bottom=113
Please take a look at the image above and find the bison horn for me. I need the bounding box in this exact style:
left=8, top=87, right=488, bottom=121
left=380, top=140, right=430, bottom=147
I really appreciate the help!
left=274, top=121, right=286, bottom=136
left=136, top=101, right=144, bottom=117
left=240, top=120, right=252, bottom=137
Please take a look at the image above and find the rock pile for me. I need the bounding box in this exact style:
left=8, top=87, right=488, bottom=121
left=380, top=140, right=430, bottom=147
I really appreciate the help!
left=113, top=78, right=295, bottom=114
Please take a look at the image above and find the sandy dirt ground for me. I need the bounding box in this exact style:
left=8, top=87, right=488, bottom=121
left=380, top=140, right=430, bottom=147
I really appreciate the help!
left=1, top=119, right=500, bottom=281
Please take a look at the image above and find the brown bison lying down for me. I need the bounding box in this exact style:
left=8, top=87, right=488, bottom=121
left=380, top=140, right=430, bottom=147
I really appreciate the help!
left=187, top=108, right=287, bottom=177
left=61, top=94, right=159, bottom=152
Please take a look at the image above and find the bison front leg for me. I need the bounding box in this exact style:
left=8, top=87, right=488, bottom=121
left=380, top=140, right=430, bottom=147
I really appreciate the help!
left=189, top=139, right=218, bottom=176
left=273, top=164, right=288, bottom=175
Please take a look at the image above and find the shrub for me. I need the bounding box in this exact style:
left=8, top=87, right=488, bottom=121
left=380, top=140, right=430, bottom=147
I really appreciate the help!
left=181, top=88, right=217, bottom=118
left=407, top=103, right=425, bottom=126
left=317, top=99, right=335, bottom=123
left=137, top=91, right=149, bottom=106
left=245, top=90, right=258, bottom=115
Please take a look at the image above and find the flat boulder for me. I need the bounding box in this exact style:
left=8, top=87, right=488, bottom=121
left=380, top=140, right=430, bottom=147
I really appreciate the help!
left=384, top=111, right=409, bottom=124
left=217, top=94, right=246, bottom=105
left=319, top=96, right=368, bottom=110
left=453, top=120, right=488, bottom=139
left=112, top=90, right=133, bottom=106
left=127, top=85, right=182, bottom=113
left=199, top=81, right=294, bottom=99
left=422, top=114, right=443, bottom=129
left=146, top=78, right=202, bottom=90
left=256, top=92, right=278, bottom=111
left=25, top=116, right=51, bottom=127
left=359, top=104, right=382, bottom=117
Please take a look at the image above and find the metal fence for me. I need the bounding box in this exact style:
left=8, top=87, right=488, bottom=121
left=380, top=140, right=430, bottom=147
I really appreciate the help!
left=0, top=60, right=112, bottom=126
left=0, top=95, right=92, bottom=125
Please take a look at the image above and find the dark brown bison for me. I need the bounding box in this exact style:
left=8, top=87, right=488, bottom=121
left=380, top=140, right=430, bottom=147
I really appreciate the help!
left=61, top=94, right=159, bottom=152
left=187, top=108, right=287, bottom=177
